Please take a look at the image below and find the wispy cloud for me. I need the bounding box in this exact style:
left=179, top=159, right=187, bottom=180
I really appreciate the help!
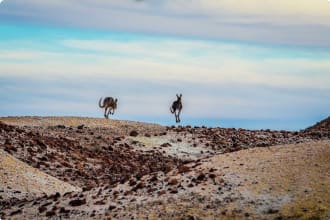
left=1, top=0, right=330, bottom=46
left=1, top=37, right=329, bottom=90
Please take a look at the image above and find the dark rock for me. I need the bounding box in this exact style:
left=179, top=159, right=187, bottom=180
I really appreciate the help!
left=83, top=185, right=93, bottom=192
left=109, top=205, right=116, bottom=210
left=129, top=179, right=137, bottom=186
left=69, top=198, right=86, bottom=206
left=169, top=188, right=178, bottom=194
left=48, top=192, right=61, bottom=201
left=94, top=199, right=106, bottom=205
left=10, top=210, right=22, bottom=216
left=266, top=208, right=279, bottom=214
left=209, top=173, right=216, bottom=179
left=168, top=178, right=179, bottom=186
left=77, top=125, right=84, bottom=129
left=129, top=130, right=139, bottom=137
left=161, top=143, right=172, bottom=148
left=132, top=182, right=145, bottom=191
left=38, top=206, right=47, bottom=213
left=149, top=175, right=158, bottom=182
left=197, top=173, right=206, bottom=181
left=45, top=211, right=56, bottom=217
left=59, top=207, right=70, bottom=214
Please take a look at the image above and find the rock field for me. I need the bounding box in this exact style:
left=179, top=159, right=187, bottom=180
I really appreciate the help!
left=0, top=116, right=329, bottom=219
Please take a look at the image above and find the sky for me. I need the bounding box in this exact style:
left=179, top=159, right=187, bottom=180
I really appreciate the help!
left=0, top=0, right=329, bottom=130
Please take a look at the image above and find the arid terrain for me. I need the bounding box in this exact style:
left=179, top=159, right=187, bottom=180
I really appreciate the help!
left=0, top=116, right=329, bottom=219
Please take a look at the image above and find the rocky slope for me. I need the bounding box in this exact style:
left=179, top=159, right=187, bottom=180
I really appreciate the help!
left=0, top=116, right=329, bottom=219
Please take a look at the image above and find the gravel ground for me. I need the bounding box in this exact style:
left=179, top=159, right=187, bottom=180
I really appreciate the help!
left=0, top=116, right=329, bottom=219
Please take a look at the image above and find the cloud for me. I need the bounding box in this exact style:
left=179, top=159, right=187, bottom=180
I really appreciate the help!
left=1, top=0, right=330, bottom=46
left=1, top=36, right=329, bottom=90
left=169, top=0, right=330, bottom=21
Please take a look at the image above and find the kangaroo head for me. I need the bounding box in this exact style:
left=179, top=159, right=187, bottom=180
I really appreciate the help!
left=176, top=94, right=182, bottom=101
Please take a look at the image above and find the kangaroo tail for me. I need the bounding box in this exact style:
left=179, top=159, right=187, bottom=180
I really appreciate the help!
left=99, top=97, right=105, bottom=108
left=170, top=106, right=175, bottom=113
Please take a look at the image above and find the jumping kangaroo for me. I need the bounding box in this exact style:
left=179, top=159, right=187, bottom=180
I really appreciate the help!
left=170, top=94, right=183, bottom=123
left=99, top=97, right=118, bottom=119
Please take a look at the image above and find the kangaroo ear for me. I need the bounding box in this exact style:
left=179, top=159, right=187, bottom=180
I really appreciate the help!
left=180, top=94, right=182, bottom=98
left=115, top=98, right=118, bottom=103
left=176, top=94, right=179, bottom=98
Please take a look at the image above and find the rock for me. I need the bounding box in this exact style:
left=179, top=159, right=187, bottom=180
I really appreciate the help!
left=266, top=208, right=279, bottom=214
left=209, top=173, right=216, bottom=179
left=197, top=173, right=206, bottom=181
left=149, top=175, right=158, bottom=182
left=129, top=179, right=137, bottom=186
left=161, top=143, right=172, bottom=148
left=48, top=192, right=61, bottom=201
left=129, top=130, right=139, bottom=137
left=168, top=178, right=179, bottom=186
left=187, top=215, right=196, bottom=220
left=178, top=165, right=191, bottom=173
left=77, top=125, right=84, bottom=129
left=45, top=211, right=56, bottom=217
left=38, top=206, right=47, bottom=213
left=69, top=198, right=86, bottom=206
left=10, top=210, right=22, bottom=216
left=132, top=181, right=145, bottom=191
left=94, top=199, right=106, bottom=205
left=82, top=185, right=93, bottom=192
left=109, top=205, right=116, bottom=210
left=169, top=188, right=178, bottom=194
left=59, top=207, right=70, bottom=214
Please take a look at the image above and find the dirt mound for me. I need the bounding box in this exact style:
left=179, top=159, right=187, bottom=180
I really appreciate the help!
left=0, top=148, right=80, bottom=211
left=0, top=121, right=183, bottom=188
left=305, top=116, right=330, bottom=132
left=304, top=117, right=330, bottom=139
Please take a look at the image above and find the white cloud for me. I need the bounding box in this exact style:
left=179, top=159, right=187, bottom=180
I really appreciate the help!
left=2, top=0, right=330, bottom=46
left=1, top=37, right=330, bottom=90
left=166, top=0, right=330, bottom=25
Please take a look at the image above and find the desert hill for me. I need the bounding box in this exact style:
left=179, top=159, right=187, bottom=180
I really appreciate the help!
left=305, top=116, right=330, bottom=133
left=0, top=116, right=329, bottom=219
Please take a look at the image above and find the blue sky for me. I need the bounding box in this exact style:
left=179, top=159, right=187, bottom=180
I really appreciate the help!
left=0, top=0, right=330, bottom=130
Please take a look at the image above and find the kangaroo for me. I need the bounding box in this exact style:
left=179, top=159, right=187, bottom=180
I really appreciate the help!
left=170, top=94, right=183, bottom=123
left=99, top=97, right=118, bottom=119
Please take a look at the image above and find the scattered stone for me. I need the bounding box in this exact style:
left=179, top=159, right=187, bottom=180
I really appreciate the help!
left=59, top=207, right=70, bottom=214
left=168, top=178, right=179, bottom=186
left=69, top=198, right=86, bottom=206
left=109, top=205, right=116, bottom=211
left=161, top=143, right=172, bottom=148
left=77, top=125, right=84, bottom=129
left=266, top=208, right=279, bottom=214
left=10, top=210, right=22, bottom=216
left=129, top=130, right=139, bottom=137
left=45, top=211, right=56, bottom=217
left=38, top=206, right=47, bottom=213
left=197, top=173, right=206, bottom=181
